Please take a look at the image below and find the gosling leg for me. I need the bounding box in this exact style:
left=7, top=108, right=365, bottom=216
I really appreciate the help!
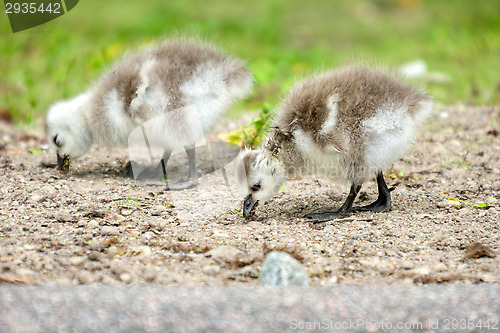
left=306, top=183, right=362, bottom=222
left=128, top=150, right=171, bottom=181
left=353, top=171, right=392, bottom=212
left=165, top=144, right=198, bottom=191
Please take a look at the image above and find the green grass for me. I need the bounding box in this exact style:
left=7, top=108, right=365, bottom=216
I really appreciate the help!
left=223, top=103, right=273, bottom=147
left=447, top=198, right=495, bottom=209
left=115, top=195, right=140, bottom=210
left=1, top=0, right=499, bottom=124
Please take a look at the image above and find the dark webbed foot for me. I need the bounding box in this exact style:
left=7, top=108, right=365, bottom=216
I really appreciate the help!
left=305, top=183, right=361, bottom=222
left=304, top=172, right=393, bottom=222
left=124, top=161, right=134, bottom=178
left=353, top=172, right=392, bottom=213
left=165, top=177, right=198, bottom=191
left=305, top=211, right=349, bottom=222
left=353, top=197, right=390, bottom=212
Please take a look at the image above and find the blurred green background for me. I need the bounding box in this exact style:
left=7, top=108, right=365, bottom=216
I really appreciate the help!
left=1, top=0, right=499, bottom=125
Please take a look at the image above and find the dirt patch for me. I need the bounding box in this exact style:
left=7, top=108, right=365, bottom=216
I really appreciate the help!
left=0, top=106, right=499, bottom=286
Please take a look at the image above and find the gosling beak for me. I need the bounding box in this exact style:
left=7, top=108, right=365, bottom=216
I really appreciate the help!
left=243, top=194, right=258, bottom=217
left=57, top=152, right=70, bottom=171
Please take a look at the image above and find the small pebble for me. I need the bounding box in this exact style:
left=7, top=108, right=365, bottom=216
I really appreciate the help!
left=55, top=213, right=77, bottom=223
left=16, top=268, right=37, bottom=281
left=87, top=251, right=101, bottom=261
left=206, top=245, right=245, bottom=263
left=42, top=186, right=57, bottom=200
left=412, top=267, right=431, bottom=276
left=101, top=275, right=117, bottom=284
left=101, top=226, right=118, bottom=236
left=437, top=199, right=462, bottom=209
left=312, top=244, right=323, bottom=252
left=69, top=256, right=85, bottom=266
left=324, top=225, right=335, bottom=231
left=106, top=246, right=118, bottom=256
left=31, top=194, right=44, bottom=203
left=399, top=259, right=415, bottom=270
left=88, top=220, right=99, bottom=229
left=480, top=273, right=498, bottom=283
left=259, top=251, right=309, bottom=286
left=119, top=273, right=132, bottom=283
left=134, top=246, right=152, bottom=257
left=202, top=265, right=221, bottom=276
left=77, top=271, right=95, bottom=284
left=210, top=230, right=230, bottom=238
left=433, top=263, right=447, bottom=272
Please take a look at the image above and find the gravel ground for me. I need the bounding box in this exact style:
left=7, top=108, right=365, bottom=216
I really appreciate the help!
left=1, top=285, right=499, bottom=332
left=0, top=105, right=499, bottom=287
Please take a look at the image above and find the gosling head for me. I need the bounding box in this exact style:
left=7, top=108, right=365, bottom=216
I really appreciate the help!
left=45, top=94, right=92, bottom=171
left=235, top=148, right=287, bottom=217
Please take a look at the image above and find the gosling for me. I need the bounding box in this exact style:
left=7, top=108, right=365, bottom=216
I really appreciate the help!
left=46, top=39, right=253, bottom=190
left=236, top=65, right=432, bottom=221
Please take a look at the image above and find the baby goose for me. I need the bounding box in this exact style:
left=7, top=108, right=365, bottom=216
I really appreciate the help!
left=236, top=65, right=432, bottom=221
left=46, top=39, right=253, bottom=189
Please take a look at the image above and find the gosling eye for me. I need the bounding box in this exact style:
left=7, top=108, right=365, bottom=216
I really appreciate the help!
left=251, top=183, right=261, bottom=191
left=53, top=135, right=61, bottom=148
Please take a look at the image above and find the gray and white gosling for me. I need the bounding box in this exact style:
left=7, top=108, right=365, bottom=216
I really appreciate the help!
left=46, top=39, right=253, bottom=190
left=236, top=65, right=432, bottom=221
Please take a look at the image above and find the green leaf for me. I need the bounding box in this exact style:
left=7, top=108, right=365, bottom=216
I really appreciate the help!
left=447, top=198, right=495, bottom=209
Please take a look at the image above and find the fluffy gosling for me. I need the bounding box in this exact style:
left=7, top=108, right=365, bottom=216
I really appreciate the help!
left=46, top=39, right=253, bottom=189
left=236, top=65, right=432, bottom=221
